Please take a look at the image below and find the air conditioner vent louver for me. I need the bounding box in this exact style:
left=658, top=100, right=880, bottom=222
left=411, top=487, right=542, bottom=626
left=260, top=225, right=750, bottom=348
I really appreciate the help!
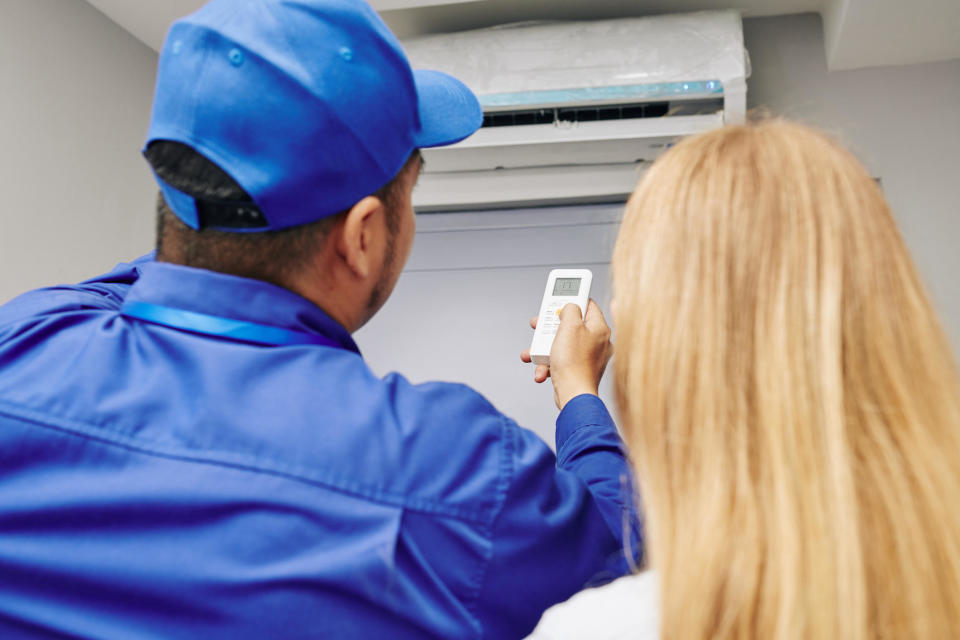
left=480, top=99, right=725, bottom=128
left=482, top=102, right=668, bottom=128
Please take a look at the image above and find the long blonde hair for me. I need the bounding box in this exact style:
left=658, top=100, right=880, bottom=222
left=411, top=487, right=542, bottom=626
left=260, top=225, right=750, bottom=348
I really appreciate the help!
left=612, top=120, right=960, bottom=638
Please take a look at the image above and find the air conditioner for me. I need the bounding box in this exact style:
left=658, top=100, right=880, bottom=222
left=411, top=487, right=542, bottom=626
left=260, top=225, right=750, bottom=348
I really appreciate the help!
left=403, top=11, right=749, bottom=211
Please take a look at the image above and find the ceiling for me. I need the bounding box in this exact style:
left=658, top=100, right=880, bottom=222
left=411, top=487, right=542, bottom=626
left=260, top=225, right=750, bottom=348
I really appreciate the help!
left=84, top=0, right=960, bottom=71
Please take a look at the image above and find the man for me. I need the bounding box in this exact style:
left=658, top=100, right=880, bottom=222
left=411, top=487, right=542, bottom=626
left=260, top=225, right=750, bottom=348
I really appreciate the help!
left=0, top=1, right=639, bottom=638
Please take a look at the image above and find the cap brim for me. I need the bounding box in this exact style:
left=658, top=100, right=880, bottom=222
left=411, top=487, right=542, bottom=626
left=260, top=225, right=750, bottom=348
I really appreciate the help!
left=412, top=69, right=483, bottom=148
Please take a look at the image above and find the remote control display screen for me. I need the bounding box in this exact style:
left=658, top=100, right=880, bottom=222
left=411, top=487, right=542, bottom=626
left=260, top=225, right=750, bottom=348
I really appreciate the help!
left=553, top=278, right=581, bottom=296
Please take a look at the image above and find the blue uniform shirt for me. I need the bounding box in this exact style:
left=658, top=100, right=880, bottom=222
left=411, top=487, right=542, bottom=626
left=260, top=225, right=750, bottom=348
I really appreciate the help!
left=0, top=256, right=640, bottom=639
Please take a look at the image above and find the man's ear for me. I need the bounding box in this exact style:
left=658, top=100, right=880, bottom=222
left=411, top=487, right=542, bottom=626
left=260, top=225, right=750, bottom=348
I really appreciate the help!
left=335, top=195, right=385, bottom=279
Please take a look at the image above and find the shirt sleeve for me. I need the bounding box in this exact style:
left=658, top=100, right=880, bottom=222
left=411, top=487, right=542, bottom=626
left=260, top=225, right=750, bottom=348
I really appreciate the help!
left=473, top=394, right=643, bottom=639
left=0, top=254, right=153, bottom=322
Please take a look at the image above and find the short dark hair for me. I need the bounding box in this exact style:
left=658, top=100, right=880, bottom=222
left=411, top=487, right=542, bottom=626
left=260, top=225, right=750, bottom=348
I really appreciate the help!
left=145, top=141, right=418, bottom=288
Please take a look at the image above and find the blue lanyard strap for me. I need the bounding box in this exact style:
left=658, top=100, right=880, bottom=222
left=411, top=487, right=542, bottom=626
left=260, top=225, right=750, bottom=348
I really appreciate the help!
left=120, top=301, right=344, bottom=349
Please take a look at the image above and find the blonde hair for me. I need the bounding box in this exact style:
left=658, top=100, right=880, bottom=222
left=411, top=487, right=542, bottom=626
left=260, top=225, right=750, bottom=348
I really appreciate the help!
left=612, top=120, right=960, bottom=639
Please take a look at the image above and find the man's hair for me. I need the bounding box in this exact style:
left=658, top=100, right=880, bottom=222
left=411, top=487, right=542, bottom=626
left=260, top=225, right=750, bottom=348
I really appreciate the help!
left=145, top=141, right=418, bottom=288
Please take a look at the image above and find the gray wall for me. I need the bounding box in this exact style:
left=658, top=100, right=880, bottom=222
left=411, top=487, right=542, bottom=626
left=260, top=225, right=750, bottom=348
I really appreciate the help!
left=0, top=0, right=158, bottom=303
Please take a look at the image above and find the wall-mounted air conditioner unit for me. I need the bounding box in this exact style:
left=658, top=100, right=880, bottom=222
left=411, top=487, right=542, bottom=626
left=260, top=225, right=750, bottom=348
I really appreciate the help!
left=403, top=11, right=749, bottom=211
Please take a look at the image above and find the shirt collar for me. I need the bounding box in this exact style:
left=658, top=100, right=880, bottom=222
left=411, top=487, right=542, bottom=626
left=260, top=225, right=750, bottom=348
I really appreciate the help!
left=124, top=261, right=360, bottom=354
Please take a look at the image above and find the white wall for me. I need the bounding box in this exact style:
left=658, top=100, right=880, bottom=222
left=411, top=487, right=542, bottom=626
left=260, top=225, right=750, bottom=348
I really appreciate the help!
left=0, top=0, right=158, bottom=303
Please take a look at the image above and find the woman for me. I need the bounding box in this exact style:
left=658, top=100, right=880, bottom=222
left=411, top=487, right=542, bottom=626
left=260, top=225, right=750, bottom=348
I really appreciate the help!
left=529, top=120, right=960, bottom=639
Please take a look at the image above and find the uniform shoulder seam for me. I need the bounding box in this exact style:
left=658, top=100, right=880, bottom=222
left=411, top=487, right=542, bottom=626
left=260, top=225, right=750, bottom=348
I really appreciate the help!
left=463, top=413, right=516, bottom=638
left=0, top=399, right=493, bottom=524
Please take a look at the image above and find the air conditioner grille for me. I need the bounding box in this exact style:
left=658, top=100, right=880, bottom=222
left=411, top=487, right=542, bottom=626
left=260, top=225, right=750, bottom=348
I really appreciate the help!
left=480, top=99, right=723, bottom=128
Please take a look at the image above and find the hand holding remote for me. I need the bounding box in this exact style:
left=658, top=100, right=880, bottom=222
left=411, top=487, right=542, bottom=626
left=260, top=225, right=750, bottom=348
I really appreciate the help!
left=521, top=299, right=613, bottom=410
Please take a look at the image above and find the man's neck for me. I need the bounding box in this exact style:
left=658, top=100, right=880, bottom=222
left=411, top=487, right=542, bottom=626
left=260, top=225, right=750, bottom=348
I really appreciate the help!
left=156, top=253, right=363, bottom=333
left=287, top=266, right=366, bottom=334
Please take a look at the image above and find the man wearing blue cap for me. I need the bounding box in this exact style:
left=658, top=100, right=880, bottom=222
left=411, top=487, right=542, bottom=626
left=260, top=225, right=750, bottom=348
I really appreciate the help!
left=0, top=1, right=639, bottom=638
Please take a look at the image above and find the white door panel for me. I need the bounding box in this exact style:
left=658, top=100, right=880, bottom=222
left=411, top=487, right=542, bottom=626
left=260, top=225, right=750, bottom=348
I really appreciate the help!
left=356, top=204, right=624, bottom=447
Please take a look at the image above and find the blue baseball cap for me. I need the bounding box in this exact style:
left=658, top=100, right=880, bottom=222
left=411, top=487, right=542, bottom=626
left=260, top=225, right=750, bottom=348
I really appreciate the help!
left=145, top=0, right=482, bottom=231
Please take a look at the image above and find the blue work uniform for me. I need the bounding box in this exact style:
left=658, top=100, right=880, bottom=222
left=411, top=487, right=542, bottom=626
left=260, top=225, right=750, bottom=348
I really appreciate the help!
left=0, top=256, right=640, bottom=639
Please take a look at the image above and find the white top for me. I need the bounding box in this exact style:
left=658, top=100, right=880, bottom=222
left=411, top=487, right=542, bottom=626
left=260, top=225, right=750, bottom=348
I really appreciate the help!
left=525, top=572, right=659, bottom=640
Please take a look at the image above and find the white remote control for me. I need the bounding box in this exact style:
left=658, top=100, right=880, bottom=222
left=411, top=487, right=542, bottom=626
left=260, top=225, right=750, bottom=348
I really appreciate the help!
left=529, top=268, right=593, bottom=366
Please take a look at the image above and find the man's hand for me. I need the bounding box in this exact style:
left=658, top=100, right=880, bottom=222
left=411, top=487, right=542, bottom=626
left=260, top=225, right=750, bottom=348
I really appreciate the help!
left=520, top=299, right=613, bottom=410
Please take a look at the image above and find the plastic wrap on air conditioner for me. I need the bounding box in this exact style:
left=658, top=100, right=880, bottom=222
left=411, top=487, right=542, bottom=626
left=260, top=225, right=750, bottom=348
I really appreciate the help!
left=402, top=10, right=747, bottom=108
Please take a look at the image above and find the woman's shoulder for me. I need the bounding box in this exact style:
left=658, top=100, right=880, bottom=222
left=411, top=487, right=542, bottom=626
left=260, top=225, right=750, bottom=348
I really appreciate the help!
left=525, top=571, right=659, bottom=640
